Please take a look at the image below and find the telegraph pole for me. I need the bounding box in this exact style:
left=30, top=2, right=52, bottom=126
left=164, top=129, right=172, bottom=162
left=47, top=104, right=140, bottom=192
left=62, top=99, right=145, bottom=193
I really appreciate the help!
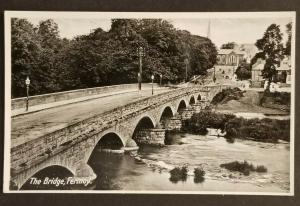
left=137, top=46, right=145, bottom=91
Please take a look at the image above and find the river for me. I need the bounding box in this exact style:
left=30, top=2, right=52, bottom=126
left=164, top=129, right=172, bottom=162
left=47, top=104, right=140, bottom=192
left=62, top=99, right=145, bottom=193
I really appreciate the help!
left=85, top=131, right=290, bottom=193
left=21, top=130, right=290, bottom=193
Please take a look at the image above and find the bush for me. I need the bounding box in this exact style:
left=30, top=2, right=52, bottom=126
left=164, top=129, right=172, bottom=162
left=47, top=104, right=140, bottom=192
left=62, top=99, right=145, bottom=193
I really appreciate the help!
left=194, top=167, right=205, bottom=183
left=220, top=161, right=255, bottom=175
left=235, top=64, right=251, bottom=80
left=211, top=88, right=244, bottom=105
left=183, top=111, right=235, bottom=134
left=220, top=161, right=268, bottom=175
left=256, top=165, right=268, bottom=173
left=169, top=166, right=188, bottom=183
left=225, top=118, right=290, bottom=142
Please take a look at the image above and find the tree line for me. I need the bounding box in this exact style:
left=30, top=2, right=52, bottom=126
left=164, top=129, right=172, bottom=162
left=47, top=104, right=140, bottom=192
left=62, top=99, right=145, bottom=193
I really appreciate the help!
left=11, top=18, right=217, bottom=98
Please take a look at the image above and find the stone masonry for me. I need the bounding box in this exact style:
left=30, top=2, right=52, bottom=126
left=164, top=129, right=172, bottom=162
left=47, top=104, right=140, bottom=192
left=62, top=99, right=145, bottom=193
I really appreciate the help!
left=10, top=84, right=229, bottom=189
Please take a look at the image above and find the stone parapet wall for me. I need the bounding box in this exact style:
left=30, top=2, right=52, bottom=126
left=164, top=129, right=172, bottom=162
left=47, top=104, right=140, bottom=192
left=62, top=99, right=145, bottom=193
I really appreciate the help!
left=12, top=83, right=158, bottom=110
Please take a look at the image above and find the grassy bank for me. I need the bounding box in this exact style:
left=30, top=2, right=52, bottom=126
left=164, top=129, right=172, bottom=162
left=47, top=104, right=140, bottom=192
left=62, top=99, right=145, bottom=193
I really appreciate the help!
left=260, top=91, right=291, bottom=112
left=213, top=88, right=290, bottom=115
left=183, top=111, right=290, bottom=143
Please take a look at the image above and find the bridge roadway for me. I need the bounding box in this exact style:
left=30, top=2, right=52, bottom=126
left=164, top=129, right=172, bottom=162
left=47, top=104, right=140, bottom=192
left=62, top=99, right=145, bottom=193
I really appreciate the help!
left=11, top=87, right=173, bottom=148
left=9, top=84, right=230, bottom=190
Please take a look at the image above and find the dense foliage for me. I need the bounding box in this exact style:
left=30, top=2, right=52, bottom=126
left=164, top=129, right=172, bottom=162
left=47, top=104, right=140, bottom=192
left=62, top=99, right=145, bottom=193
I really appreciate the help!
left=183, top=111, right=290, bottom=143
left=235, top=61, right=251, bottom=80
left=211, top=87, right=244, bottom=105
left=285, top=22, right=292, bottom=56
left=11, top=18, right=217, bottom=98
left=220, top=42, right=237, bottom=49
left=183, top=111, right=236, bottom=135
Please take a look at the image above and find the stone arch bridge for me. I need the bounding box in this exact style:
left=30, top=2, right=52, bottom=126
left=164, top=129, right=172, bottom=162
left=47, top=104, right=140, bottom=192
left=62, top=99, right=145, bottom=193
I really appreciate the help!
left=10, top=85, right=229, bottom=189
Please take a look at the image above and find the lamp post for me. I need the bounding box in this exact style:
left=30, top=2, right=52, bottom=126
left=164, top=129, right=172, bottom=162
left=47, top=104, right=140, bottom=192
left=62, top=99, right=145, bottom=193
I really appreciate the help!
left=137, top=72, right=141, bottom=91
left=184, top=58, right=189, bottom=82
left=213, top=67, right=216, bottom=83
left=151, top=75, right=154, bottom=95
left=25, top=76, right=30, bottom=111
left=160, top=74, right=162, bottom=87
left=137, top=46, right=145, bottom=91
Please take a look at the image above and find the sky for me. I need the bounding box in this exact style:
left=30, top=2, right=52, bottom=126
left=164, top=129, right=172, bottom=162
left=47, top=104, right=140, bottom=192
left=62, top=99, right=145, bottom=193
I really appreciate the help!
left=27, top=16, right=292, bottom=48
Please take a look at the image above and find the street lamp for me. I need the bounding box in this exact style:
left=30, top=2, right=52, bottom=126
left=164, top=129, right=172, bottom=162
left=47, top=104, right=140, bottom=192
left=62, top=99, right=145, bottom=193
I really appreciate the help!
left=25, top=76, right=30, bottom=111
left=159, top=74, right=163, bottom=87
left=184, top=58, right=189, bottom=82
left=137, top=72, right=141, bottom=91
left=213, top=67, right=216, bottom=83
left=151, top=75, right=154, bottom=95
left=137, top=46, right=145, bottom=91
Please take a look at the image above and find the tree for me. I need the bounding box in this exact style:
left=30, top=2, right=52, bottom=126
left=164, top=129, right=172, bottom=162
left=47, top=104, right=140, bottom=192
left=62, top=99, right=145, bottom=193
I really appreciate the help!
left=254, top=24, right=284, bottom=90
left=11, top=18, right=41, bottom=97
left=11, top=18, right=218, bottom=97
left=285, top=22, right=292, bottom=56
left=221, top=42, right=237, bottom=49
left=36, top=19, right=65, bottom=93
left=235, top=62, right=251, bottom=80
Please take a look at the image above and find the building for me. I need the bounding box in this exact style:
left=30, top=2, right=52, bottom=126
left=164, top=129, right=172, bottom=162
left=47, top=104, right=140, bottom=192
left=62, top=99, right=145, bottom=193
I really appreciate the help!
left=214, top=49, right=245, bottom=80
left=276, top=56, right=292, bottom=85
left=251, top=58, right=265, bottom=87
left=251, top=56, right=292, bottom=88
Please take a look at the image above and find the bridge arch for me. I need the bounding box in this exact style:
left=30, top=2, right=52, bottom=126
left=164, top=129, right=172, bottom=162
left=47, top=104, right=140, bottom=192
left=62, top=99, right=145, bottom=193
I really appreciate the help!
left=197, top=94, right=201, bottom=101
left=132, top=115, right=156, bottom=142
left=96, top=132, right=124, bottom=150
left=177, top=99, right=187, bottom=112
left=159, top=106, right=174, bottom=122
left=159, top=106, right=175, bottom=127
left=189, top=95, right=196, bottom=105
left=19, top=164, right=74, bottom=190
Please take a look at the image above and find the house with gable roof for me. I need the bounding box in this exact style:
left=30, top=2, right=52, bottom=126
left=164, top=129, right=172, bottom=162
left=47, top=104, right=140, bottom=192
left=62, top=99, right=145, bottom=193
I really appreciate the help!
left=214, top=48, right=245, bottom=80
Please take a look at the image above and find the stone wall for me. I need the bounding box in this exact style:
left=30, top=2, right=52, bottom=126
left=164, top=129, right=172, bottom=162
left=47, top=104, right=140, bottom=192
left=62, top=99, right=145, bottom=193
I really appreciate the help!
left=12, top=83, right=159, bottom=110
left=135, top=129, right=165, bottom=145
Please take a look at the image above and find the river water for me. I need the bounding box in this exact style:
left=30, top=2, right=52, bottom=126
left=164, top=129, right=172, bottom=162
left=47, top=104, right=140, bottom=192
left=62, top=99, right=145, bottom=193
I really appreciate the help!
left=87, top=131, right=290, bottom=193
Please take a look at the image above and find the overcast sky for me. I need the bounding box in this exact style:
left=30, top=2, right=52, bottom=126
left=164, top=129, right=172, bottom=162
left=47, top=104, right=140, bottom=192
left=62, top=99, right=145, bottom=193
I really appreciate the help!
left=28, top=17, right=292, bottom=48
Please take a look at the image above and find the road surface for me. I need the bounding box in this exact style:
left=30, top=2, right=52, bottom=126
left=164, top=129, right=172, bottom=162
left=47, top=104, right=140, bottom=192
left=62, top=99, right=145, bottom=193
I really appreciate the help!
left=11, top=87, right=173, bottom=147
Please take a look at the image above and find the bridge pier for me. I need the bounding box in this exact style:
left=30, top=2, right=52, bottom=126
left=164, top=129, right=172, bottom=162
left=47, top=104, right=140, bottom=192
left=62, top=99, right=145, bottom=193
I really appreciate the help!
left=191, top=102, right=202, bottom=113
left=166, top=113, right=182, bottom=131
left=122, top=139, right=139, bottom=152
left=135, top=128, right=166, bottom=146
left=181, top=107, right=195, bottom=120
left=74, top=162, right=97, bottom=183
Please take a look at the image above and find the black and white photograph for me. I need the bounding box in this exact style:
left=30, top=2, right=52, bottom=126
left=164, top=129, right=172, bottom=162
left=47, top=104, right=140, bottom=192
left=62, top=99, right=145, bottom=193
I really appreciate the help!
left=3, top=11, right=295, bottom=195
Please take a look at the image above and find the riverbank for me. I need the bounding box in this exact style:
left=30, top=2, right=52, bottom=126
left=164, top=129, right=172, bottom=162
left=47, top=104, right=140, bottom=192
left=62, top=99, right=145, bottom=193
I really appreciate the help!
left=213, top=89, right=289, bottom=115
left=182, top=111, right=290, bottom=143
